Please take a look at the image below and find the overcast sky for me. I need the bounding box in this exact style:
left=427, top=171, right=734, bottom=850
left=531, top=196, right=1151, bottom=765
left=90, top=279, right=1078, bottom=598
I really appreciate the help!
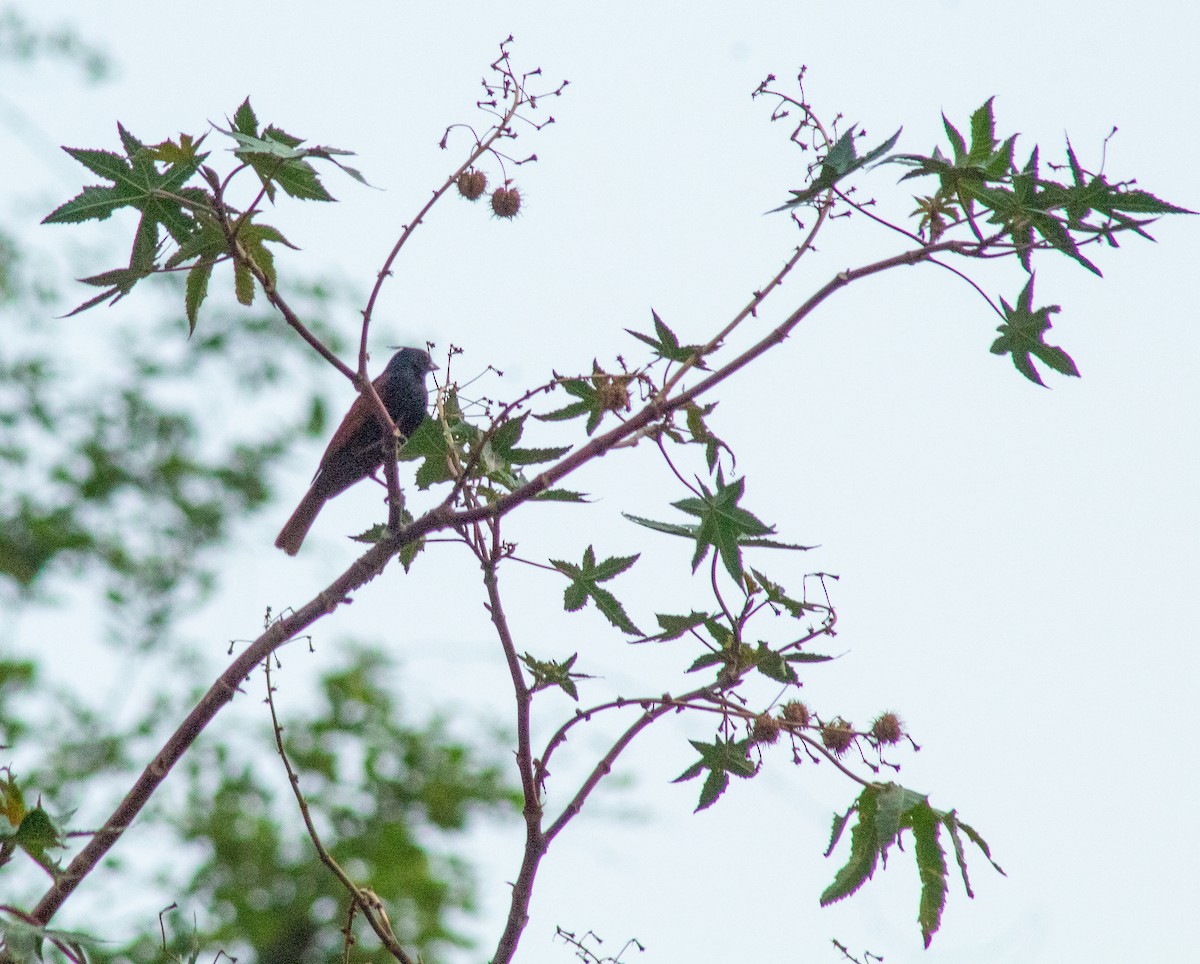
left=7, top=1, right=1199, bottom=962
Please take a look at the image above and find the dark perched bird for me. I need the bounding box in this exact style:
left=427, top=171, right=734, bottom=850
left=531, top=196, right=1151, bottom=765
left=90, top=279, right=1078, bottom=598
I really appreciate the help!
left=275, top=347, right=437, bottom=555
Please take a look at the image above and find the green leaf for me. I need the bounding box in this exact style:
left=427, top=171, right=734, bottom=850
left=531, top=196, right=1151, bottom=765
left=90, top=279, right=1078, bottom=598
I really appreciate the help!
left=697, top=768, right=730, bottom=811
left=534, top=488, right=589, bottom=502
left=233, top=260, right=255, bottom=306
left=967, top=97, right=997, bottom=165
left=43, top=121, right=211, bottom=312
left=990, top=275, right=1079, bottom=386
left=749, top=568, right=814, bottom=617
left=753, top=643, right=798, bottom=684
left=549, top=546, right=642, bottom=634
left=14, top=804, right=65, bottom=862
left=671, top=472, right=774, bottom=581
left=535, top=374, right=614, bottom=435
left=626, top=309, right=710, bottom=367
left=185, top=258, right=214, bottom=335
left=772, top=126, right=902, bottom=210
left=520, top=652, right=591, bottom=701
left=821, top=786, right=881, bottom=904
left=676, top=737, right=757, bottom=811
left=233, top=97, right=258, bottom=136
left=645, top=611, right=707, bottom=642
left=785, top=651, right=836, bottom=664
left=910, top=803, right=948, bottom=948
left=953, top=816, right=1006, bottom=877
left=622, top=513, right=699, bottom=539
left=683, top=401, right=729, bottom=470
left=825, top=804, right=854, bottom=857
left=942, top=113, right=966, bottom=163
left=398, top=413, right=456, bottom=490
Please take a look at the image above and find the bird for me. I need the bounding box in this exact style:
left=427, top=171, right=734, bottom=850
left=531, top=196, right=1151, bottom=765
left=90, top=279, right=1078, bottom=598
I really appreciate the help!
left=275, top=347, right=438, bottom=555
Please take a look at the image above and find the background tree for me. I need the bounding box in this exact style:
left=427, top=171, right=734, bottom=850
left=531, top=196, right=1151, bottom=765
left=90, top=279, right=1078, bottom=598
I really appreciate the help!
left=0, top=12, right=518, bottom=963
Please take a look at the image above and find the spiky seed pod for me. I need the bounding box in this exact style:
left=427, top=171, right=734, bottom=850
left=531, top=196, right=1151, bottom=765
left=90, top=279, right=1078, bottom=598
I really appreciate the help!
left=752, top=713, right=781, bottom=744
left=870, top=711, right=904, bottom=745
left=781, top=701, right=810, bottom=727
left=456, top=170, right=488, bottom=201
left=820, top=718, right=855, bottom=756
left=596, top=377, right=631, bottom=413
left=491, top=186, right=521, bottom=219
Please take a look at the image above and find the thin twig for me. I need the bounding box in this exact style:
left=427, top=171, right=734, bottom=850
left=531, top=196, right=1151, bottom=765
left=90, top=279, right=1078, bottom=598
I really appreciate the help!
left=263, top=659, right=415, bottom=963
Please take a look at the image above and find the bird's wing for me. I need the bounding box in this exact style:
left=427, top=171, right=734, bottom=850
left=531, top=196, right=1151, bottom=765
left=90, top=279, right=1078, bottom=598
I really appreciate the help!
left=313, top=373, right=393, bottom=475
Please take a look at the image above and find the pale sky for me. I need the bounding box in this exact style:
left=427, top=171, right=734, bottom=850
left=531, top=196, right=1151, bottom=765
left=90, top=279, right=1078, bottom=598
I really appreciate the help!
left=7, top=1, right=1199, bottom=962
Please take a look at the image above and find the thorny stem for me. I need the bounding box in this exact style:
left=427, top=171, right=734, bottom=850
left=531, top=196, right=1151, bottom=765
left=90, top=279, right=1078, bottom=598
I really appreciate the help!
left=482, top=528, right=545, bottom=964
left=30, top=528, right=420, bottom=926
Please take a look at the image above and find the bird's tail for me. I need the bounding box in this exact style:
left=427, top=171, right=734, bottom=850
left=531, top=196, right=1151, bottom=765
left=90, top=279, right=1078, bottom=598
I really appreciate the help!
left=275, top=488, right=327, bottom=555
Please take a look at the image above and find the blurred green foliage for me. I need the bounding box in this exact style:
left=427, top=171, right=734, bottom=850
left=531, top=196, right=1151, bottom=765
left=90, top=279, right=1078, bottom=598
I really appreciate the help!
left=0, top=13, right=516, bottom=962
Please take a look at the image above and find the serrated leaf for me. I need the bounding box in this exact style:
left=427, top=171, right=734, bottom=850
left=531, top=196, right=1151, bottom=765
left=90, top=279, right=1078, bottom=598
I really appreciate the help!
left=14, top=805, right=65, bottom=861
left=825, top=805, right=854, bottom=857
left=534, top=488, right=589, bottom=502
left=785, top=651, right=836, bottom=663
left=821, top=786, right=881, bottom=904
left=651, top=611, right=707, bottom=641
left=185, top=259, right=214, bottom=335
left=942, top=114, right=966, bottom=163
left=696, top=768, right=730, bottom=811
left=967, top=97, right=997, bottom=165
left=622, top=513, right=698, bottom=539
left=233, top=260, right=255, bottom=305
left=686, top=651, right=727, bottom=673
left=550, top=546, right=642, bottom=634
left=990, top=275, right=1078, bottom=386
left=753, top=643, right=799, bottom=684
left=673, top=473, right=775, bottom=582
left=955, top=817, right=1006, bottom=876
left=910, top=803, right=948, bottom=948
left=233, top=97, right=258, bottom=136
left=520, top=651, right=589, bottom=701
left=680, top=737, right=756, bottom=811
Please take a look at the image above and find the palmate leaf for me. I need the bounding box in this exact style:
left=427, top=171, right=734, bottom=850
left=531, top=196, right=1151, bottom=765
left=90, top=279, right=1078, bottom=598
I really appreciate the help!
left=990, top=275, right=1079, bottom=386
left=626, top=309, right=710, bottom=367
left=535, top=375, right=605, bottom=434
left=484, top=413, right=570, bottom=468
left=399, top=411, right=459, bottom=489
left=45, top=121, right=210, bottom=313
left=549, top=545, right=641, bottom=634
left=520, top=651, right=592, bottom=701
left=628, top=470, right=775, bottom=582
left=672, top=736, right=757, bottom=811
left=892, top=98, right=1193, bottom=276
